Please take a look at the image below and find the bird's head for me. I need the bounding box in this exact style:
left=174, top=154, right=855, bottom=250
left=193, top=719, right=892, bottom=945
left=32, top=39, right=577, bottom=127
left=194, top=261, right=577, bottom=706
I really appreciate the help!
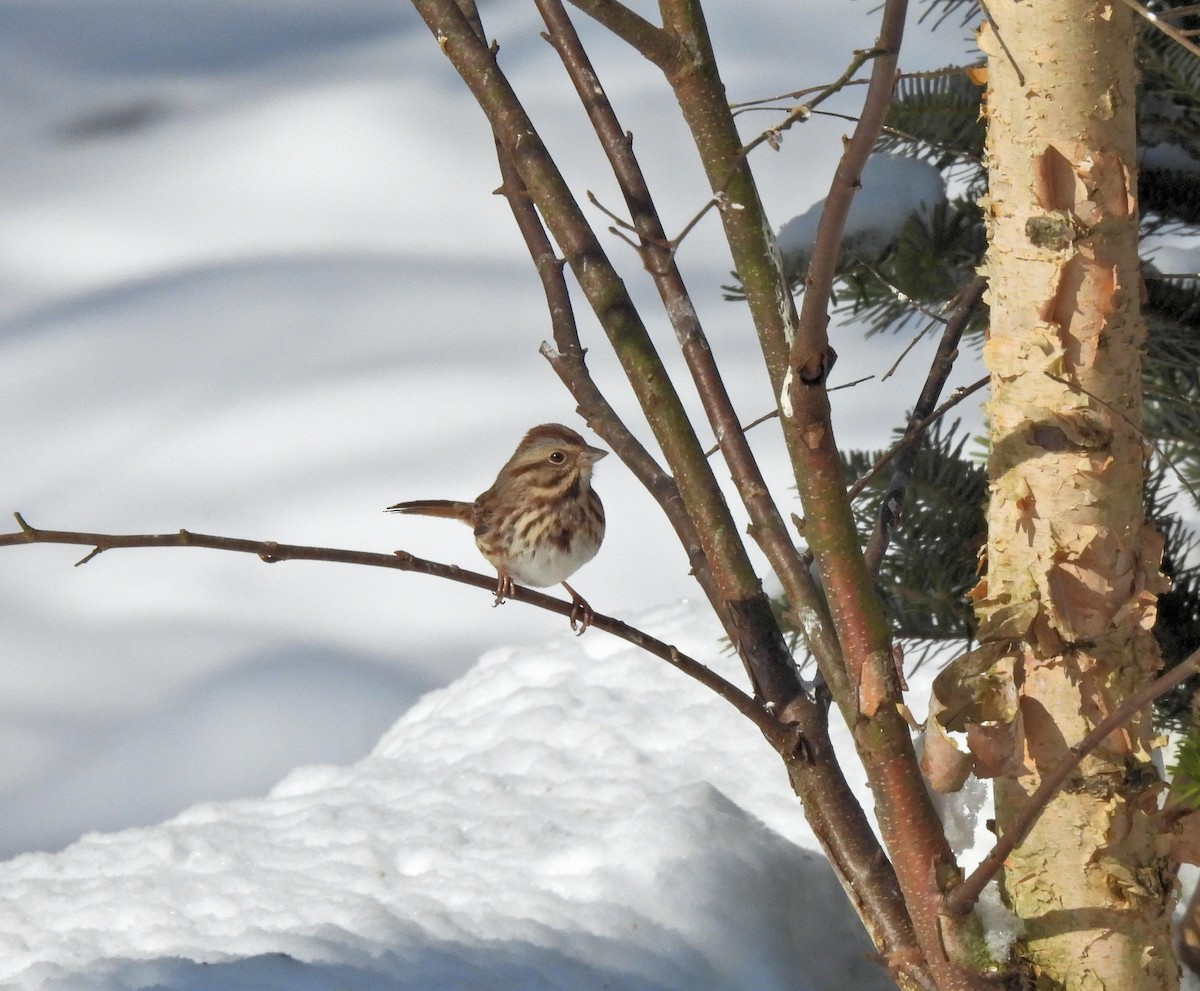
left=503, top=423, right=607, bottom=493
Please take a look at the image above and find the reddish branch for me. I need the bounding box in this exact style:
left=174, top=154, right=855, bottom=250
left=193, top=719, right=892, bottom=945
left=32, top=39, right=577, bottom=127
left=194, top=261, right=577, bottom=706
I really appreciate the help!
left=762, top=0, right=992, bottom=983
left=532, top=0, right=931, bottom=970
left=550, top=0, right=990, bottom=984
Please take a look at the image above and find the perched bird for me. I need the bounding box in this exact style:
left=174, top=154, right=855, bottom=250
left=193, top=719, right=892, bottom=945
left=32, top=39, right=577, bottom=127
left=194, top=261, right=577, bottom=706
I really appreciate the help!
left=387, top=423, right=607, bottom=634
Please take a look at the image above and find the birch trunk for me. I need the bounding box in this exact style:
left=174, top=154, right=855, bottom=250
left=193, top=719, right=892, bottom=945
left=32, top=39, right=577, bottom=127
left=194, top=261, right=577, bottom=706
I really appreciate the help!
left=974, top=2, right=1177, bottom=988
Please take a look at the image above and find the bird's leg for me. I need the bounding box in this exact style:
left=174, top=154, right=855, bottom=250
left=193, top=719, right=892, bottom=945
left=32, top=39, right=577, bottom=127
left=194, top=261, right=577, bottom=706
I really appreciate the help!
left=561, top=580, right=594, bottom=636
left=493, top=570, right=515, bottom=607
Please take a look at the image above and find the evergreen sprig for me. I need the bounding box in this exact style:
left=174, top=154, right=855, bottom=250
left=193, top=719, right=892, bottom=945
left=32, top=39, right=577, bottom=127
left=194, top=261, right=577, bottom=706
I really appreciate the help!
left=1167, top=730, right=1200, bottom=807
left=758, top=0, right=1200, bottom=695
left=877, top=70, right=986, bottom=186
left=839, top=197, right=986, bottom=334
left=843, top=421, right=986, bottom=655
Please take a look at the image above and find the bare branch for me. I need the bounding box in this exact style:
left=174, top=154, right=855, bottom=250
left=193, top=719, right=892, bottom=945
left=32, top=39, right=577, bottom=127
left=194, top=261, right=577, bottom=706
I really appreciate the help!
left=664, top=193, right=724, bottom=254
left=702, top=376, right=877, bottom=457
left=1118, top=0, right=1200, bottom=55
left=413, top=0, right=782, bottom=696
left=536, top=0, right=843, bottom=700
left=530, top=2, right=941, bottom=968
left=880, top=321, right=939, bottom=383
left=565, top=0, right=680, bottom=67
left=846, top=374, right=989, bottom=503
left=943, top=646, right=1200, bottom=916
left=490, top=135, right=721, bottom=613
left=862, top=275, right=988, bottom=576
left=2, top=514, right=788, bottom=743
left=730, top=65, right=964, bottom=114
left=762, top=1, right=1000, bottom=981
left=737, top=46, right=882, bottom=160
left=585, top=189, right=640, bottom=236
left=788, top=24, right=906, bottom=379
left=483, top=83, right=732, bottom=644
left=666, top=47, right=889, bottom=257
left=780, top=0, right=909, bottom=701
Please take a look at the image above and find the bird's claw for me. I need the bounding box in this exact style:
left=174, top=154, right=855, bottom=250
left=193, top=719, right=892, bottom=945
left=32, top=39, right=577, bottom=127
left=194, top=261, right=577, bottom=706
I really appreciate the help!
left=563, top=581, right=594, bottom=636
left=493, top=572, right=515, bottom=608
left=493, top=573, right=595, bottom=635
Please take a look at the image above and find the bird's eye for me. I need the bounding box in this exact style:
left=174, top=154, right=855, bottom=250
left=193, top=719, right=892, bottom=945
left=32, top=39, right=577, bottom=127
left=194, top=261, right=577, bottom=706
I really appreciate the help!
left=548, top=451, right=567, bottom=464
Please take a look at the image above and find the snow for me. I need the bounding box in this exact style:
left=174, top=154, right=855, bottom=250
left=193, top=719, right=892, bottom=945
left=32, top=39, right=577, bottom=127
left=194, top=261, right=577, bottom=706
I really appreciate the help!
left=0, top=1, right=996, bottom=987
left=0, top=604, right=895, bottom=991
left=776, top=154, right=947, bottom=274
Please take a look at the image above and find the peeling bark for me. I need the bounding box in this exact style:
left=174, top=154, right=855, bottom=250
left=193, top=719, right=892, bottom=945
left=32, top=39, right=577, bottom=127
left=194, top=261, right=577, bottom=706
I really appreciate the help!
left=974, top=1, right=1177, bottom=988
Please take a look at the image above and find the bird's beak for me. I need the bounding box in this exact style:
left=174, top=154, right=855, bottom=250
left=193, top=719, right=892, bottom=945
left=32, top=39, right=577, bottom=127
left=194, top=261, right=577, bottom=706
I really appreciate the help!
left=581, top=445, right=607, bottom=465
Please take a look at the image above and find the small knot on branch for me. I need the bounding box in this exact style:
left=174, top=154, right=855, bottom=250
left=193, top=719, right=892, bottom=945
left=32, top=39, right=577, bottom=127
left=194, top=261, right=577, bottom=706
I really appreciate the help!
left=258, top=541, right=280, bottom=563
left=797, top=344, right=838, bottom=386
left=776, top=695, right=817, bottom=763
left=783, top=728, right=814, bottom=764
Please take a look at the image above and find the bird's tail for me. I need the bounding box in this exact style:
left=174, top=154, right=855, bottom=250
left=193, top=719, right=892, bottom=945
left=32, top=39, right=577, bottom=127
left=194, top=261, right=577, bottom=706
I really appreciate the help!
left=386, top=499, right=474, bottom=524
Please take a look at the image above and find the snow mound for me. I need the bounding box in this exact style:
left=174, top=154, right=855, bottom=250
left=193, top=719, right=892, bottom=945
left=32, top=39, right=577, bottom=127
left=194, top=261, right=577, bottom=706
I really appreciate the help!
left=0, top=602, right=891, bottom=991
left=777, top=154, right=946, bottom=273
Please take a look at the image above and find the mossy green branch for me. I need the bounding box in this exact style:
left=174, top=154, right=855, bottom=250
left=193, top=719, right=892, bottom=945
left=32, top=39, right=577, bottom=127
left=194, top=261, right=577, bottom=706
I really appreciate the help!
left=410, top=0, right=782, bottom=690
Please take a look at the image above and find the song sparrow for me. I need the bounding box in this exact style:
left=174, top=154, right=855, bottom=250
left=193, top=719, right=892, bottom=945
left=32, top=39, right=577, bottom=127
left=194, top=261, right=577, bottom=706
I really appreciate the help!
left=387, top=423, right=607, bottom=634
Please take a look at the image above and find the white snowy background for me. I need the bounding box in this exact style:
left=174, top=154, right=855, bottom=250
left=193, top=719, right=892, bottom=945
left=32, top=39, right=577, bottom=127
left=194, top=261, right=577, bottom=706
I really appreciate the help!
left=0, top=2, right=1021, bottom=988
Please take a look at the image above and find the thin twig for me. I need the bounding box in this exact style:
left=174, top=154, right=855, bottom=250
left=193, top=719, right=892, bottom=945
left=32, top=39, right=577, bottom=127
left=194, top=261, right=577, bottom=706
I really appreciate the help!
left=667, top=194, right=725, bottom=254
left=1156, top=2, right=1200, bottom=20
left=847, top=374, right=989, bottom=503
left=1118, top=0, right=1200, bottom=59
left=729, top=65, right=967, bottom=113
left=943, top=646, right=1200, bottom=916
left=861, top=276, right=988, bottom=577
left=702, top=375, right=875, bottom=457
left=2, top=513, right=790, bottom=744
left=881, top=318, right=938, bottom=382
left=978, top=0, right=1025, bottom=87
left=1048, top=372, right=1200, bottom=507
left=855, top=259, right=953, bottom=331
left=586, top=189, right=640, bottom=235
left=737, top=46, right=885, bottom=160
left=730, top=78, right=868, bottom=113
left=665, top=48, right=889, bottom=255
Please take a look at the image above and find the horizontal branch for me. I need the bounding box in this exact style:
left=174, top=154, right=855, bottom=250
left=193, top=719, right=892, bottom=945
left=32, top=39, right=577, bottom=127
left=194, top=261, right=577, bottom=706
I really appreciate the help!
left=1, top=513, right=791, bottom=747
